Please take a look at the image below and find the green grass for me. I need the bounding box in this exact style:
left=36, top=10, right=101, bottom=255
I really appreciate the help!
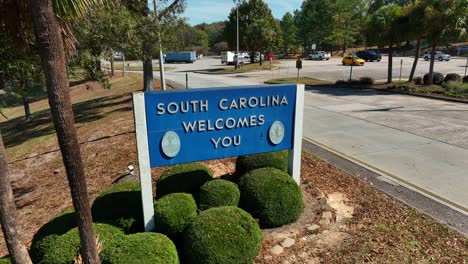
left=214, top=62, right=278, bottom=74
left=444, top=81, right=468, bottom=98
left=264, top=77, right=327, bottom=85
left=0, top=74, right=145, bottom=160
left=109, top=63, right=174, bottom=72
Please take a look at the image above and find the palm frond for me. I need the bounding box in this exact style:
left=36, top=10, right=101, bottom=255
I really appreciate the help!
left=54, top=0, right=107, bottom=19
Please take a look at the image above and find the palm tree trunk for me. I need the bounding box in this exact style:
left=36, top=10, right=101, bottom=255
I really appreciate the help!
left=408, top=38, right=421, bottom=82
left=0, top=133, right=32, bottom=264
left=428, top=43, right=436, bottom=85
left=30, top=1, right=100, bottom=263
left=387, top=43, right=393, bottom=83
left=110, top=49, right=114, bottom=78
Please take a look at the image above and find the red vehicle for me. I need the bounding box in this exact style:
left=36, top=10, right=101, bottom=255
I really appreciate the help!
left=266, top=51, right=276, bottom=61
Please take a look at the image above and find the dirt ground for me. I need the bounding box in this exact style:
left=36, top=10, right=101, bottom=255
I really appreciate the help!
left=1, top=75, right=467, bottom=262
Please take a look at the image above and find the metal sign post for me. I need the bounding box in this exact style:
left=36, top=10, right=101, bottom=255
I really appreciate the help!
left=399, top=59, right=403, bottom=82
left=133, top=84, right=305, bottom=231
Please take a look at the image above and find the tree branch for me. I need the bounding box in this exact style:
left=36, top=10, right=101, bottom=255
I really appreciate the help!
left=158, top=0, right=183, bottom=20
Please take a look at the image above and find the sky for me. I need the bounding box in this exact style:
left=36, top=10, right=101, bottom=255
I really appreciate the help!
left=184, top=0, right=303, bottom=25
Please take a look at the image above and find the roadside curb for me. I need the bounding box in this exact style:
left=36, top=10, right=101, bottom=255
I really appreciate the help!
left=301, top=138, right=468, bottom=237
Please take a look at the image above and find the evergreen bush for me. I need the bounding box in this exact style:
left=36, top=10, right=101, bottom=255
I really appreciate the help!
left=198, top=179, right=240, bottom=210
left=423, top=72, right=444, bottom=85
left=444, top=73, right=461, bottom=83
left=91, top=181, right=142, bottom=233
left=239, top=167, right=303, bottom=227
left=359, top=77, right=374, bottom=85
left=463, top=75, right=468, bottom=83
left=235, top=151, right=288, bottom=178
left=413, top=77, right=423, bottom=85
left=31, top=223, right=123, bottom=264
left=183, top=206, right=262, bottom=264
left=30, top=210, right=77, bottom=261
left=156, top=163, right=212, bottom=198
left=0, top=258, right=10, bottom=264
left=101, top=233, right=179, bottom=264
left=153, top=193, right=197, bottom=238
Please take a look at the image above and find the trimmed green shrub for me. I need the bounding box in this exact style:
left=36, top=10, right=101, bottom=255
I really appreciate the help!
left=101, top=233, right=179, bottom=264
left=31, top=210, right=76, bottom=245
left=359, top=77, right=374, bottom=85
left=153, top=193, right=197, bottom=238
left=156, top=163, right=212, bottom=198
left=235, top=151, right=288, bottom=178
left=444, top=73, right=461, bottom=83
left=335, top=80, right=347, bottom=85
left=413, top=76, right=423, bottom=85
left=0, top=258, right=10, bottom=264
left=30, top=210, right=77, bottom=261
left=239, top=167, right=303, bottom=227
left=32, top=223, right=123, bottom=264
left=183, top=206, right=262, bottom=264
left=463, top=75, right=468, bottom=83
left=423, top=72, right=444, bottom=85
left=92, top=181, right=142, bottom=233
left=198, top=179, right=240, bottom=210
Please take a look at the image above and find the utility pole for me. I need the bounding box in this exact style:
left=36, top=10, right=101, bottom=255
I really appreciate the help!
left=154, top=0, right=166, bottom=91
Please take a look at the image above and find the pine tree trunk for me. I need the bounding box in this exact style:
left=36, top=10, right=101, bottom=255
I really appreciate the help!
left=21, top=80, right=31, bottom=120
left=408, top=38, right=421, bottom=82
left=143, top=59, right=153, bottom=91
left=428, top=43, right=436, bottom=85
left=0, top=133, right=32, bottom=264
left=387, top=43, right=393, bottom=83
left=30, top=1, right=100, bottom=263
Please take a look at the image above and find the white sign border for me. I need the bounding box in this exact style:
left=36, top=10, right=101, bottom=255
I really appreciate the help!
left=133, top=92, right=155, bottom=232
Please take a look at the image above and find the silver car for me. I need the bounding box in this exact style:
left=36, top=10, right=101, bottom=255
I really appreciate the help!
left=423, top=51, right=451, bottom=61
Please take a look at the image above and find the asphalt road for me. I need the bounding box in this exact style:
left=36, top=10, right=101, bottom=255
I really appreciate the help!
left=156, top=56, right=468, bottom=87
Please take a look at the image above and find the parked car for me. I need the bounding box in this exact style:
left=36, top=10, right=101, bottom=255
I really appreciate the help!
left=456, top=46, right=468, bottom=55
left=342, top=55, right=365, bottom=66
left=423, top=51, right=451, bottom=61
left=308, top=51, right=331, bottom=60
left=356, top=50, right=381, bottom=62
left=221, top=51, right=249, bottom=65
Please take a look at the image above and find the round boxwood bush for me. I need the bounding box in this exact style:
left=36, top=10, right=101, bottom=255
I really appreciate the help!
left=198, top=179, right=240, bottom=210
left=32, top=223, right=123, bottom=264
left=413, top=76, right=423, bottom=85
left=423, top=72, right=444, bottom=85
left=156, top=163, right=212, bottom=198
left=101, top=233, right=179, bottom=264
left=235, top=151, right=288, bottom=178
left=30, top=210, right=77, bottom=261
left=463, top=75, right=468, bottom=83
left=444, top=73, right=461, bottom=83
left=92, top=181, right=142, bottom=233
left=183, top=206, right=262, bottom=264
left=239, top=167, right=303, bottom=227
left=153, top=193, right=197, bottom=238
left=0, top=258, right=10, bottom=264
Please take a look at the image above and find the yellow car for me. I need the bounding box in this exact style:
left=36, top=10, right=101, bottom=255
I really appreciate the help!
left=342, top=55, right=365, bottom=66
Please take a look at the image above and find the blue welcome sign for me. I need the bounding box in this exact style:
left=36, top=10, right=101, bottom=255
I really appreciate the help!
left=133, top=84, right=304, bottom=231
left=145, top=85, right=296, bottom=167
